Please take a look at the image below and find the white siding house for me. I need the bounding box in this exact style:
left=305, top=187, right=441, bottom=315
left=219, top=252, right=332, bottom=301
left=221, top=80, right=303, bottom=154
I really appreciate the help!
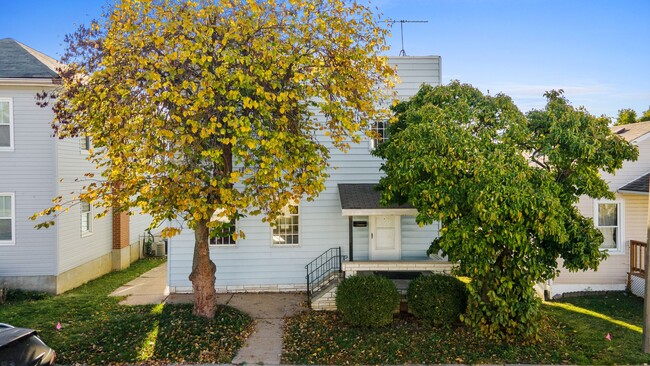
left=167, top=56, right=449, bottom=300
left=551, top=121, right=650, bottom=297
left=0, top=38, right=153, bottom=294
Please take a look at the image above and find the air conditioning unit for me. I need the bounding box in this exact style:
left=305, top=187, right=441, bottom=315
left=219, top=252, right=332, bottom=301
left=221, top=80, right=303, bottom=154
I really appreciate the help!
left=155, top=241, right=167, bottom=257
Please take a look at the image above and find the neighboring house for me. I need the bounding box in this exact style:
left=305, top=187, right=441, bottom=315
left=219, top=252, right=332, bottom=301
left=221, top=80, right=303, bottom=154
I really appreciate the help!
left=550, top=121, right=650, bottom=297
left=0, top=38, right=153, bottom=294
left=167, top=56, right=452, bottom=309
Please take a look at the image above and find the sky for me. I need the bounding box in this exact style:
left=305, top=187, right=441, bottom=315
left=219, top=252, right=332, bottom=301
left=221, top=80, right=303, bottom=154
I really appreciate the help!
left=1, top=0, right=648, bottom=119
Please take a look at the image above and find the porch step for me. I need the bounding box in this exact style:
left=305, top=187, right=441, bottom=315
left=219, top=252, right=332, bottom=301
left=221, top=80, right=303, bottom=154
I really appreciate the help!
left=310, top=271, right=342, bottom=294
left=312, top=273, right=342, bottom=297
left=310, top=276, right=341, bottom=311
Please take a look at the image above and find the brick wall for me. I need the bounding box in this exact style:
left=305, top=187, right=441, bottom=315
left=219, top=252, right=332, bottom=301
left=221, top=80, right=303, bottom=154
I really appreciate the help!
left=311, top=285, right=337, bottom=311
left=112, top=210, right=130, bottom=250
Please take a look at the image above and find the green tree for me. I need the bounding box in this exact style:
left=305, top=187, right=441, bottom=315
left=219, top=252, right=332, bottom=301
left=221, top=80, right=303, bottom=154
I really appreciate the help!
left=638, top=106, right=650, bottom=122
left=615, top=108, right=638, bottom=125
left=34, top=0, right=395, bottom=318
left=374, top=82, right=638, bottom=341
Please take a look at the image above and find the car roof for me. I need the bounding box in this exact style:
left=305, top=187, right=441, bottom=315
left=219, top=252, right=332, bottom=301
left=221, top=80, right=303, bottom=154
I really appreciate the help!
left=0, top=324, right=37, bottom=349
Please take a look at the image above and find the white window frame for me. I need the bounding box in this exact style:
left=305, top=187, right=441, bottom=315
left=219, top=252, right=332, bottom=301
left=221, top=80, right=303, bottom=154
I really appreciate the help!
left=368, top=120, right=388, bottom=150
left=80, top=135, right=91, bottom=152
left=593, top=200, right=624, bottom=254
left=0, top=193, right=15, bottom=245
left=208, top=209, right=238, bottom=247
left=271, top=203, right=300, bottom=247
left=0, top=98, right=14, bottom=151
left=81, top=201, right=93, bottom=237
left=209, top=219, right=237, bottom=247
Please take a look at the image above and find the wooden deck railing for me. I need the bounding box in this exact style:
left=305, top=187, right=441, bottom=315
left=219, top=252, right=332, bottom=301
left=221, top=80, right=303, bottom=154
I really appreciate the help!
left=630, top=240, right=647, bottom=275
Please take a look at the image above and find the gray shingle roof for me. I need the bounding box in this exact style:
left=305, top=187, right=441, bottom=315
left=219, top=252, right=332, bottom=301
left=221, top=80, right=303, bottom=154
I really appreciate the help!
left=338, top=183, right=413, bottom=210
left=610, top=121, right=650, bottom=142
left=619, top=172, right=650, bottom=194
left=0, top=38, right=59, bottom=79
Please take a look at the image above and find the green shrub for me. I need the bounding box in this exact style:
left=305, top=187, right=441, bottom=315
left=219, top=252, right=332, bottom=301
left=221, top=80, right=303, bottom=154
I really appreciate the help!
left=335, top=274, right=399, bottom=327
left=5, top=289, right=52, bottom=303
left=407, top=274, right=467, bottom=326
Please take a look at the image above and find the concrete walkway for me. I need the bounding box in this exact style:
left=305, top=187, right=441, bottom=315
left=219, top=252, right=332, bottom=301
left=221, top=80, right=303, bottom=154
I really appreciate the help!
left=168, top=292, right=305, bottom=365
left=111, top=262, right=307, bottom=365
left=109, top=263, right=169, bottom=305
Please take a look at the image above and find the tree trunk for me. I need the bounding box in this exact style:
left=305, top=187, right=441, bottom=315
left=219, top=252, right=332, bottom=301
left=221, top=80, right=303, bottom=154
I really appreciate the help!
left=189, top=219, right=217, bottom=318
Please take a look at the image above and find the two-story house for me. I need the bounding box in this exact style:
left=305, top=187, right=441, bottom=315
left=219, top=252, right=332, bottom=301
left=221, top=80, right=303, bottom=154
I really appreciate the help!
left=0, top=38, right=152, bottom=294
left=166, top=56, right=453, bottom=309
left=551, top=122, right=650, bottom=297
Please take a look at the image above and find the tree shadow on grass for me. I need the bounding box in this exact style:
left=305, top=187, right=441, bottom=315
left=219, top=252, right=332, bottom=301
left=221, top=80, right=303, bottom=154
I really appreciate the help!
left=150, top=303, right=252, bottom=364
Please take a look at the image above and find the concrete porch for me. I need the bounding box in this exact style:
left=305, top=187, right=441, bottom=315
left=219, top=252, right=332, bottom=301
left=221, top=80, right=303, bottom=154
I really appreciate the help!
left=310, top=259, right=455, bottom=310
left=342, top=260, right=455, bottom=277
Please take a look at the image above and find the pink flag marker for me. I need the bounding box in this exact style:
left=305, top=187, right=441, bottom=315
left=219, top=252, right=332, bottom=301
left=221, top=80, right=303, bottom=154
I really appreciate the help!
left=56, top=322, right=61, bottom=330
left=605, top=333, right=611, bottom=341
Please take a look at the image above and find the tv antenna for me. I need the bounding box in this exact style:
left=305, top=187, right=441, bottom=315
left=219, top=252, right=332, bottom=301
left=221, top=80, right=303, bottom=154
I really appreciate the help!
left=388, top=20, right=428, bottom=56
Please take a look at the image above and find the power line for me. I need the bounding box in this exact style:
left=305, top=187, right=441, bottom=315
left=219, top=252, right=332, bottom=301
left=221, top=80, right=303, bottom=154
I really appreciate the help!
left=388, top=20, right=428, bottom=56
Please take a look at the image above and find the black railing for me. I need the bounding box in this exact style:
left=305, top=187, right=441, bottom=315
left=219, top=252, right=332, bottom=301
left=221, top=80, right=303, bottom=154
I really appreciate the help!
left=306, top=247, right=344, bottom=305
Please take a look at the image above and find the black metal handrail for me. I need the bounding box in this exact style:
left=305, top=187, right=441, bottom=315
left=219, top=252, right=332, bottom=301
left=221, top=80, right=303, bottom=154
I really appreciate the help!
left=305, top=247, right=344, bottom=305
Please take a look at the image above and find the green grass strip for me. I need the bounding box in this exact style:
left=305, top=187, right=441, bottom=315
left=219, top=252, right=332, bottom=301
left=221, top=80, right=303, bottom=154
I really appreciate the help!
left=545, top=300, right=642, bottom=333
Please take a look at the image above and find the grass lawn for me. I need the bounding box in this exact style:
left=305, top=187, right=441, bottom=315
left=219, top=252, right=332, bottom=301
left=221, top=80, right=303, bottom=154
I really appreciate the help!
left=0, top=258, right=252, bottom=365
left=283, top=292, right=650, bottom=365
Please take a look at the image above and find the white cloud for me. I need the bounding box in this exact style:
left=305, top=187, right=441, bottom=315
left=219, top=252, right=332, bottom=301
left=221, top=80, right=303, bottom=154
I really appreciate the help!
left=486, top=83, right=607, bottom=98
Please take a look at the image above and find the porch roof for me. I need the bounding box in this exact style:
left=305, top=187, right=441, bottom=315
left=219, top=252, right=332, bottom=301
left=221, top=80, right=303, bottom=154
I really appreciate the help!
left=338, top=183, right=417, bottom=216
left=619, top=172, right=650, bottom=195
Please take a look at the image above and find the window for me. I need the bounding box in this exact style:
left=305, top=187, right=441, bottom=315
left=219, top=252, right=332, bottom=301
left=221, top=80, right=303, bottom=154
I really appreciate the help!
left=80, top=135, right=91, bottom=151
left=595, top=201, right=622, bottom=251
left=0, top=98, right=13, bottom=150
left=272, top=203, right=299, bottom=245
left=370, top=121, right=388, bottom=149
left=209, top=214, right=237, bottom=246
left=81, top=201, right=93, bottom=235
left=0, top=194, right=15, bottom=244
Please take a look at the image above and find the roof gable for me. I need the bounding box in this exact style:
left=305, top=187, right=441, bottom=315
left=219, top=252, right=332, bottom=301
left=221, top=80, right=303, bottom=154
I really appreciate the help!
left=0, top=38, right=60, bottom=79
left=619, top=172, right=650, bottom=194
left=610, top=121, right=650, bottom=143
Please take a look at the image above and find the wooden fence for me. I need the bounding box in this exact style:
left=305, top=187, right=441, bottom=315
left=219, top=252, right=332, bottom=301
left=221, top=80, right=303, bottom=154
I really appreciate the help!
left=628, top=240, right=647, bottom=296
left=630, top=240, right=646, bottom=275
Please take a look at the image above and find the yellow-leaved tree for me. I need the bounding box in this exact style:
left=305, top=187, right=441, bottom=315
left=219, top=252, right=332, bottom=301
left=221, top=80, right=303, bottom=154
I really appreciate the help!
left=34, top=0, right=396, bottom=318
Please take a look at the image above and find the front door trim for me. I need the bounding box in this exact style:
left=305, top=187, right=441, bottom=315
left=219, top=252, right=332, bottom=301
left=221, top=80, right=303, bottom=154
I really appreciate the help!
left=369, top=215, right=401, bottom=260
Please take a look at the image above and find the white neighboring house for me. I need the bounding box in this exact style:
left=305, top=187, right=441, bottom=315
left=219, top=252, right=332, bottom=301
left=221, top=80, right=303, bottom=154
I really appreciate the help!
left=166, top=56, right=453, bottom=310
left=0, top=38, right=153, bottom=294
left=551, top=121, right=650, bottom=297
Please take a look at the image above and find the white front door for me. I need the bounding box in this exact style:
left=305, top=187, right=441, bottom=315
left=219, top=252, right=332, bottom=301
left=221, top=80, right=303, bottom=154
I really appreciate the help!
left=369, top=215, right=401, bottom=260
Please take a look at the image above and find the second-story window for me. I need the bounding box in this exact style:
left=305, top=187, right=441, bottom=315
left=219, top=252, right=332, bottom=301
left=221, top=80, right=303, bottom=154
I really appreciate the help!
left=80, top=135, right=91, bottom=151
left=370, top=121, right=388, bottom=149
left=0, top=98, right=13, bottom=150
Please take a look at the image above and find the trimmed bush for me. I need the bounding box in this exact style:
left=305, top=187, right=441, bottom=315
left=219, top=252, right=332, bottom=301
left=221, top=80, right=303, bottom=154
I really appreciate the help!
left=5, top=289, right=52, bottom=303
left=335, top=274, right=400, bottom=327
left=407, top=274, right=467, bottom=326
